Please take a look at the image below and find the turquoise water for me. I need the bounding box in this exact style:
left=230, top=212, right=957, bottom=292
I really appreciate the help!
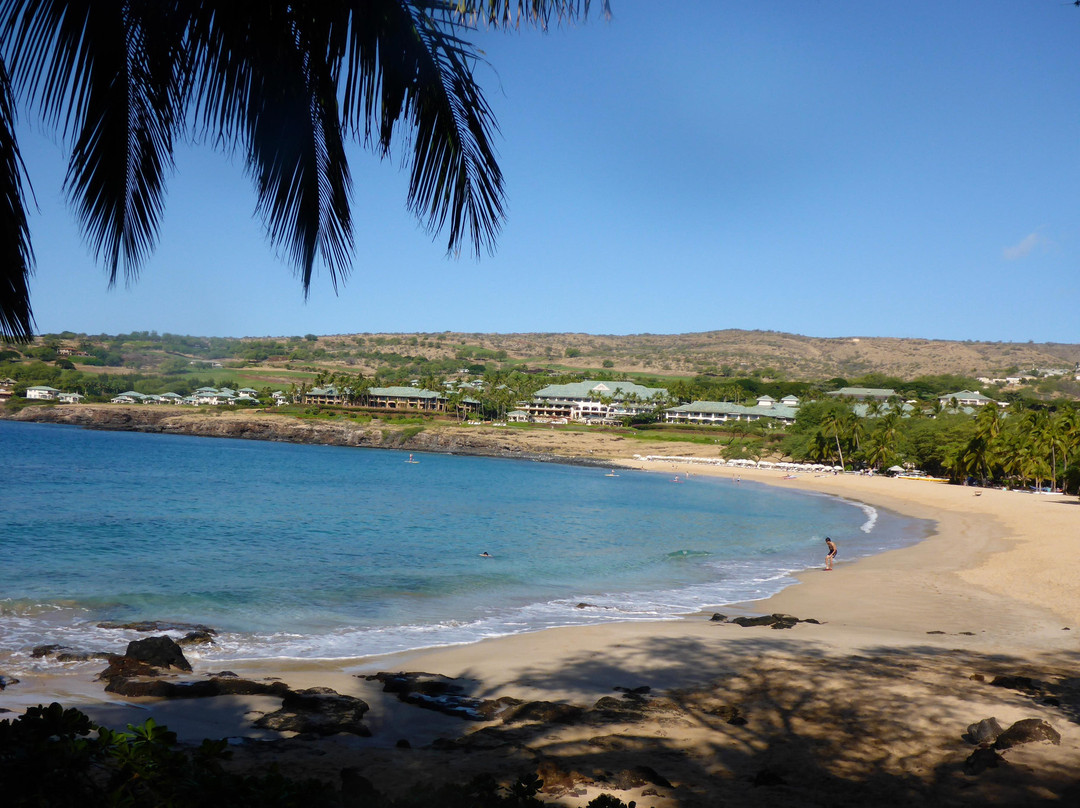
left=0, top=420, right=929, bottom=666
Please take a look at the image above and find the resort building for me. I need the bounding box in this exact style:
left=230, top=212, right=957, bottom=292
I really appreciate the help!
left=194, top=389, right=238, bottom=406
left=364, top=386, right=447, bottom=411
left=518, top=380, right=671, bottom=423
left=57, top=392, right=85, bottom=404
left=664, top=395, right=800, bottom=426
left=302, top=385, right=348, bottom=406
left=25, top=385, right=61, bottom=400
left=0, top=378, right=15, bottom=401
left=105, top=387, right=252, bottom=406
left=939, top=390, right=996, bottom=408
left=111, top=391, right=148, bottom=404
left=825, top=387, right=898, bottom=401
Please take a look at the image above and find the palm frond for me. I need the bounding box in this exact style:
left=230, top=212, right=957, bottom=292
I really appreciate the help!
left=0, top=55, right=34, bottom=341
left=3, top=0, right=186, bottom=285
left=0, top=0, right=611, bottom=337
left=186, top=2, right=353, bottom=291
left=451, top=1, right=611, bottom=29
left=408, top=10, right=504, bottom=256
left=338, top=1, right=504, bottom=257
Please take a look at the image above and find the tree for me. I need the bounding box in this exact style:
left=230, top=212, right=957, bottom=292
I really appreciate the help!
left=820, top=408, right=849, bottom=469
left=0, top=1, right=611, bottom=341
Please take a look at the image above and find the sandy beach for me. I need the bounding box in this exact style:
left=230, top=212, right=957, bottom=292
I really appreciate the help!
left=3, top=430, right=1080, bottom=806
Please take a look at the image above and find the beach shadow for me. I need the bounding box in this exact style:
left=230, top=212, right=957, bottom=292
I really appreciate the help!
left=387, top=635, right=1080, bottom=806
left=42, top=637, right=1080, bottom=806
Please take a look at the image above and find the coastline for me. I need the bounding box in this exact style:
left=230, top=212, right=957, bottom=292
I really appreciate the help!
left=4, top=408, right=1080, bottom=805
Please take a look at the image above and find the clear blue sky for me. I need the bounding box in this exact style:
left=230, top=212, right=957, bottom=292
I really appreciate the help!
left=17, top=1, right=1080, bottom=342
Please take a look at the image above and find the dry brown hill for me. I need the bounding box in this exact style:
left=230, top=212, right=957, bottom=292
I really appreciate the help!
left=322, top=330, right=1080, bottom=380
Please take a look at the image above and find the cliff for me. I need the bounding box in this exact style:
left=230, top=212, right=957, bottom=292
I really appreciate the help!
left=2, top=405, right=656, bottom=465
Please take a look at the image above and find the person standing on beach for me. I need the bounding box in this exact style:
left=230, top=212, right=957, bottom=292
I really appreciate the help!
left=825, top=537, right=837, bottom=571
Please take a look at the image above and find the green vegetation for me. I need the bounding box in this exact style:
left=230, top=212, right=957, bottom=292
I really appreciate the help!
left=782, top=398, right=1080, bottom=493
left=0, top=703, right=335, bottom=808
left=0, top=703, right=639, bottom=808
left=4, top=331, right=1079, bottom=493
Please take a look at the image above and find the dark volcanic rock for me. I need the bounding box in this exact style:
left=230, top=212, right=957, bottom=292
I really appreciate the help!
left=177, top=630, right=216, bottom=646
left=964, top=717, right=1004, bottom=745
left=57, top=651, right=113, bottom=662
left=97, top=620, right=218, bottom=635
left=964, top=746, right=1007, bottom=775
left=990, top=675, right=1044, bottom=694
left=710, top=613, right=727, bottom=622
left=706, top=704, right=747, bottom=725
left=366, top=671, right=460, bottom=696
left=603, top=765, right=673, bottom=790
left=32, top=644, right=67, bottom=658
left=730, top=615, right=779, bottom=627
left=729, top=613, right=808, bottom=629
left=537, top=759, right=593, bottom=796
left=104, top=673, right=291, bottom=699
left=125, top=635, right=192, bottom=671
left=98, top=655, right=162, bottom=683
left=364, top=671, right=528, bottom=721
left=591, top=695, right=630, bottom=712
left=255, top=687, right=371, bottom=736
left=501, top=700, right=586, bottom=725
left=33, top=644, right=111, bottom=662
left=993, top=718, right=1061, bottom=749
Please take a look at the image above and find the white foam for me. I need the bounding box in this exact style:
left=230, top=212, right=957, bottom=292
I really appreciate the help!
left=857, top=502, right=878, bottom=533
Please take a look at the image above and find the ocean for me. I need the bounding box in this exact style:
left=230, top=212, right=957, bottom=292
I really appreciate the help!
left=0, top=420, right=930, bottom=671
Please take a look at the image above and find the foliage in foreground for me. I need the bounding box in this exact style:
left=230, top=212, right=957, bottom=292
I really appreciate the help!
left=0, top=703, right=639, bottom=808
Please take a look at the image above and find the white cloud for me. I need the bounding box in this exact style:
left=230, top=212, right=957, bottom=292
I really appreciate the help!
left=1002, top=231, right=1048, bottom=261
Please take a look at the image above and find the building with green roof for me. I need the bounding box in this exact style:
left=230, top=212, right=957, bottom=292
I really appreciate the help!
left=939, top=390, right=996, bottom=408
left=825, top=387, right=898, bottom=401
left=665, top=395, right=799, bottom=426
left=365, top=386, right=447, bottom=411
left=520, top=380, right=671, bottom=422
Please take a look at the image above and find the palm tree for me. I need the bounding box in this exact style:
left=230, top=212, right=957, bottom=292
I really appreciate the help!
left=863, top=411, right=901, bottom=471
left=0, top=1, right=611, bottom=341
left=974, top=402, right=1002, bottom=442
left=1056, top=404, right=1079, bottom=494
left=820, top=409, right=848, bottom=469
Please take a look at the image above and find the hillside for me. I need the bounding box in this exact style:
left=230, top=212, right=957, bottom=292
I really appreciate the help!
left=11, top=329, right=1080, bottom=383
left=431, top=330, right=1080, bottom=380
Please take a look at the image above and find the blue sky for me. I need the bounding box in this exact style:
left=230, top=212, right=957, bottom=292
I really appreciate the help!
left=17, top=1, right=1080, bottom=342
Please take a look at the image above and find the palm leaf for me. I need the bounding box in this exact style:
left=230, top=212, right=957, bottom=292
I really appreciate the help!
left=2, top=0, right=186, bottom=285
left=337, top=1, right=504, bottom=257
left=0, top=55, right=34, bottom=341
left=0, top=0, right=611, bottom=339
left=453, top=1, right=611, bottom=28
left=184, top=1, right=353, bottom=291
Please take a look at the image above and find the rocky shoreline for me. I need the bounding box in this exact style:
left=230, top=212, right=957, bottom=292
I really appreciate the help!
left=1, top=404, right=641, bottom=466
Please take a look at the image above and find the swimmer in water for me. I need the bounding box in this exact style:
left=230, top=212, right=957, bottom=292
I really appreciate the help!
left=479, top=551, right=492, bottom=558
